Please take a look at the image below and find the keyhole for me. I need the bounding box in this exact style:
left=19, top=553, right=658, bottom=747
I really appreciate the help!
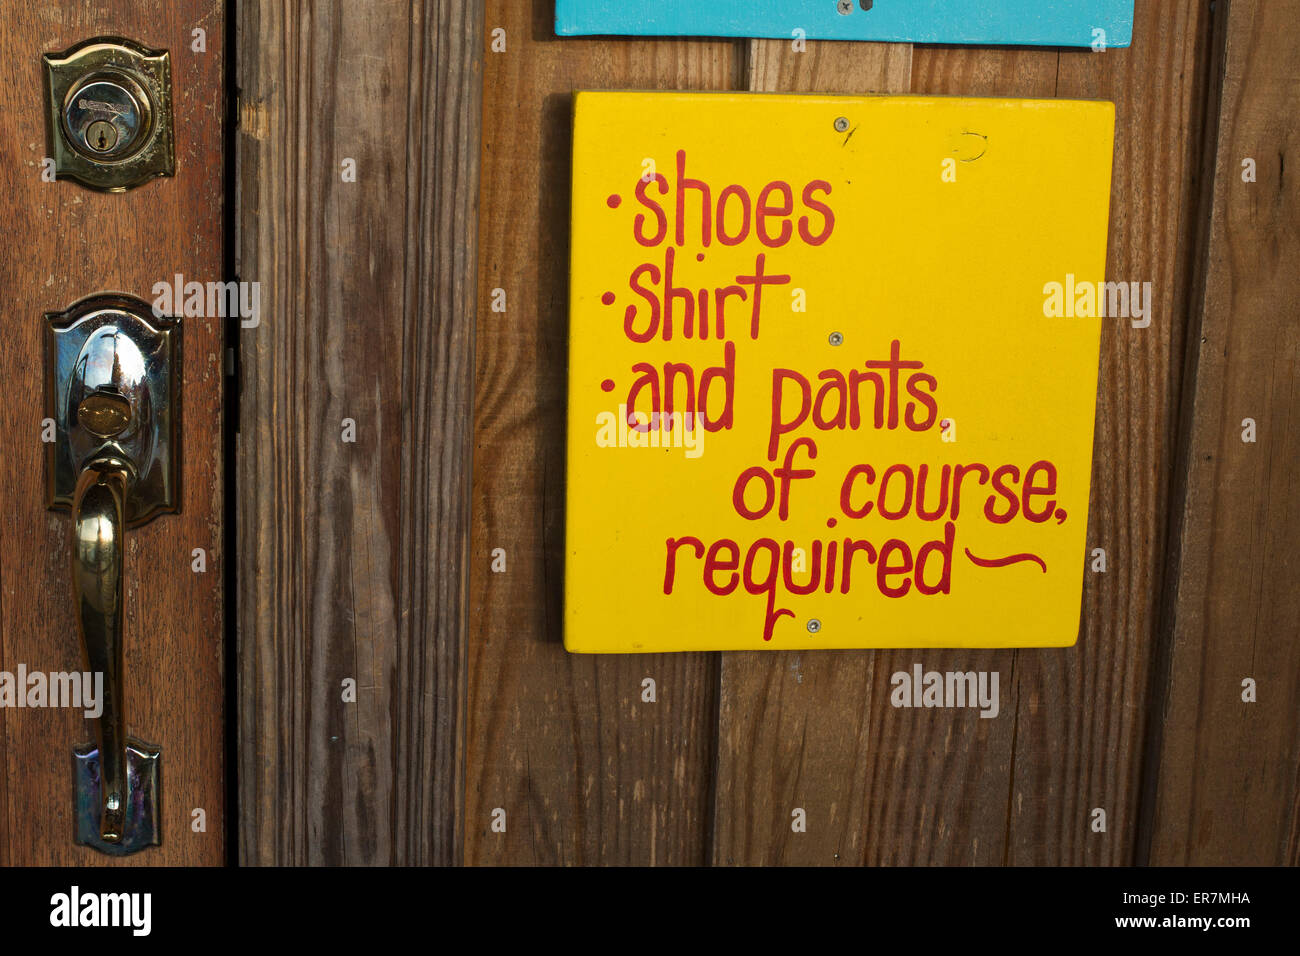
left=84, top=120, right=118, bottom=154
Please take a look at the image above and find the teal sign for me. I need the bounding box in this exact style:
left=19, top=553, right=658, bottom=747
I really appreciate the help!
left=555, top=1, right=1133, bottom=48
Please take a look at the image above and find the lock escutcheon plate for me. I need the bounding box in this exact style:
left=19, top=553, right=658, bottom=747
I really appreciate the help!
left=45, top=294, right=181, bottom=525
left=43, top=37, right=174, bottom=192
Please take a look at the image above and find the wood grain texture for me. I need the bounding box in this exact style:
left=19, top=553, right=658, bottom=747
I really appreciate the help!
left=744, top=36, right=911, bottom=93
left=235, top=0, right=480, bottom=865
left=1145, top=0, right=1300, bottom=865
left=465, top=0, right=736, bottom=865
left=0, top=0, right=225, bottom=865
left=998, top=0, right=1215, bottom=865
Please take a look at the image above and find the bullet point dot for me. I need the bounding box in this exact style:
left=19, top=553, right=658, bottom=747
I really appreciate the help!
left=601, top=291, right=615, bottom=305
left=601, top=379, right=616, bottom=392
left=696, top=253, right=705, bottom=262
left=606, top=194, right=621, bottom=208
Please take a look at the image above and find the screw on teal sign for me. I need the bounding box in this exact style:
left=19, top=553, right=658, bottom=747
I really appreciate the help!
left=555, top=0, right=1133, bottom=48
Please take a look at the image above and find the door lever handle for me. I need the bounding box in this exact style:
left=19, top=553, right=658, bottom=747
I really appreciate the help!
left=45, top=294, right=181, bottom=855
left=71, top=455, right=131, bottom=844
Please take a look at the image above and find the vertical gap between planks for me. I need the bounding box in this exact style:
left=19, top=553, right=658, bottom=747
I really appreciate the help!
left=224, top=0, right=241, bottom=864
left=1133, top=0, right=1232, bottom=867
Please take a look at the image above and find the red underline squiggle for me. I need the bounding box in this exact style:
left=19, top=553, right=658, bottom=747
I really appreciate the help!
left=964, top=548, right=1047, bottom=573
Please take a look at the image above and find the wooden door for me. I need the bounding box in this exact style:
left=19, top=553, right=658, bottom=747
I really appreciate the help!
left=0, top=2, right=225, bottom=865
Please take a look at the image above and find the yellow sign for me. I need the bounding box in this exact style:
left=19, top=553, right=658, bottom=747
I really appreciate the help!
left=565, top=92, right=1115, bottom=652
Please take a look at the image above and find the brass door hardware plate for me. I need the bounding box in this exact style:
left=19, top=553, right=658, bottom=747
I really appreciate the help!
left=74, top=743, right=161, bottom=855
left=46, top=294, right=181, bottom=524
left=46, top=294, right=179, bottom=855
left=42, top=37, right=175, bottom=192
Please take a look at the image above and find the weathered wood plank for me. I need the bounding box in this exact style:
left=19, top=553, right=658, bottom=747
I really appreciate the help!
left=1145, top=0, right=1300, bottom=866
left=716, top=0, right=1214, bottom=865
left=235, top=0, right=480, bottom=865
left=0, top=0, right=225, bottom=865
left=465, top=1, right=736, bottom=865
left=998, top=0, right=1216, bottom=865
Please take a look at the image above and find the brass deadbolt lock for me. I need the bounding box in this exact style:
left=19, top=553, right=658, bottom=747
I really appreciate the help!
left=43, top=37, right=175, bottom=192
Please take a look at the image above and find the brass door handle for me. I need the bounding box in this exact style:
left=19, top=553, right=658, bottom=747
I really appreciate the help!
left=45, top=295, right=180, bottom=855
left=71, top=456, right=130, bottom=844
